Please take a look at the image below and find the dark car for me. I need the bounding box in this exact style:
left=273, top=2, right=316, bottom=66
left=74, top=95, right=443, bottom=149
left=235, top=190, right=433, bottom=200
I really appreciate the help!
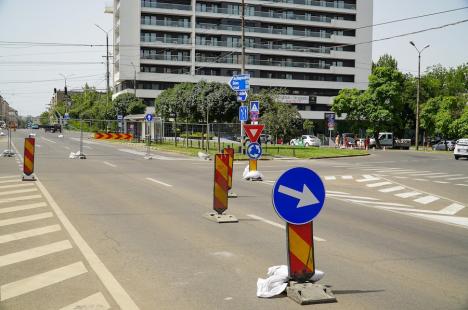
left=31, top=124, right=39, bottom=129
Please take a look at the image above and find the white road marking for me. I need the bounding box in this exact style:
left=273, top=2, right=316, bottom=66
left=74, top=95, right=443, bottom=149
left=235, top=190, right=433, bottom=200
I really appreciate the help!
left=0, top=175, right=18, bottom=180
left=341, top=175, right=353, bottom=180
left=327, top=193, right=379, bottom=201
left=407, top=213, right=468, bottom=230
left=326, top=190, right=350, bottom=195
left=0, top=202, right=47, bottom=214
left=0, top=240, right=72, bottom=268
left=414, top=195, right=440, bottom=205
left=246, top=214, right=326, bottom=242
left=0, top=182, right=35, bottom=190
left=414, top=178, right=429, bottom=181
left=409, top=172, right=446, bottom=176
left=356, top=175, right=380, bottom=182
left=366, top=181, right=392, bottom=188
left=456, top=183, right=468, bottom=187
left=433, top=181, right=449, bottom=184
left=41, top=137, right=57, bottom=144
left=146, top=177, right=173, bottom=187
left=394, top=176, right=408, bottom=179
left=103, top=161, right=117, bottom=168
left=59, top=292, right=110, bottom=310
left=0, top=225, right=62, bottom=244
left=388, top=170, right=418, bottom=174
left=83, top=145, right=93, bottom=149
left=447, top=176, right=468, bottom=181
left=427, top=174, right=463, bottom=179
left=324, top=176, right=336, bottom=180
left=379, top=186, right=405, bottom=193
left=0, top=262, right=88, bottom=301
left=0, top=212, right=53, bottom=227
left=344, top=199, right=410, bottom=207
left=0, top=195, right=42, bottom=204
left=395, top=191, right=421, bottom=198
left=439, top=203, right=465, bottom=215
left=0, top=188, right=38, bottom=196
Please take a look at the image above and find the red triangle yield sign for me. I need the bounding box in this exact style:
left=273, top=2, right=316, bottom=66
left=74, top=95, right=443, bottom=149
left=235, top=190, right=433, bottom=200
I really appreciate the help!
left=243, top=124, right=264, bottom=143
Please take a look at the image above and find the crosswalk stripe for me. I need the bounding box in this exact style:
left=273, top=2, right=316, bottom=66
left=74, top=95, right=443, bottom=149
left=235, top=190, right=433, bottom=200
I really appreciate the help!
left=0, top=261, right=88, bottom=301
left=356, top=175, right=380, bottom=182
left=367, top=181, right=392, bottom=188
left=0, top=240, right=72, bottom=268
left=59, top=292, right=110, bottom=310
left=395, top=191, right=421, bottom=198
left=0, top=188, right=38, bottom=197
left=0, top=212, right=53, bottom=227
left=324, top=176, right=336, bottom=180
left=379, top=186, right=405, bottom=193
left=0, top=225, right=62, bottom=244
left=455, top=183, right=468, bottom=187
left=439, top=203, right=465, bottom=215
left=433, top=181, right=449, bottom=184
left=341, top=175, right=353, bottom=180
left=0, top=175, right=18, bottom=179
left=414, top=195, right=440, bottom=205
left=328, top=194, right=379, bottom=201
left=447, top=176, right=468, bottom=181
left=0, top=202, right=47, bottom=214
left=0, top=195, right=42, bottom=204
left=427, top=174, right=463, bottom=179
left=0, top=183, right=35, bottom=190
left=344, top=199, right=410, bottom=207
left=409, top=172, right=446, bottom=176
left=0, top=179, right=21, bottom=184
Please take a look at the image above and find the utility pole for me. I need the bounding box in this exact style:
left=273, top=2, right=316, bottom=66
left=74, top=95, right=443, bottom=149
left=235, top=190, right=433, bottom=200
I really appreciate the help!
left=95, top=24, right=111, bottom=124
left=409, top=41, right=430, bottom=151
left=240, top=0, right=246, bottom=154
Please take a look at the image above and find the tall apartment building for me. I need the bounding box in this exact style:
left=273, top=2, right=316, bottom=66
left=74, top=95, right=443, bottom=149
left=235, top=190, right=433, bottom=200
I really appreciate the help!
left=112, top=0, right=372, bottom=120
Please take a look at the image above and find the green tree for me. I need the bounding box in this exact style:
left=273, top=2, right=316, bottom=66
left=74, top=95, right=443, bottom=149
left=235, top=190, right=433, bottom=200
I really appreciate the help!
left=39, top=112, right=50, bottom=125
left=302, top=120, right=315, bottom=134
left=263, top=100, right=301, bottom=141
left=112, top=93, right=145, bottom=117
left=373, top=53, right=398, bottom=71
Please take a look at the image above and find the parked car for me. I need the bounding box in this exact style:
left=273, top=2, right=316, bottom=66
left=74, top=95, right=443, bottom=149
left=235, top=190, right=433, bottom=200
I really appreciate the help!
left=454, top=138, right=468, bottom=160
left=432, top=140, right=456, bottom=151
left=290, top=135, right=321, bottom=147
left=369, top=132, right=411, bottom=150
left=31, top=124, right=39, bottom=129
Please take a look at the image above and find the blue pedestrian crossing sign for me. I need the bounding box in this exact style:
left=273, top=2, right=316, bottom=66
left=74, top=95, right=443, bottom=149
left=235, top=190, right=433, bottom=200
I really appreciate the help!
left=247, top=142, right=262, bottom=160
left=239, top=106, right=248, bottom=122
left=145, top=114, right=153, bottom=122
left=272, top=167, right=326, bottom=225
left=64, top=113, right=70, bottom=120
left=250, top=101, right=260, bottom=113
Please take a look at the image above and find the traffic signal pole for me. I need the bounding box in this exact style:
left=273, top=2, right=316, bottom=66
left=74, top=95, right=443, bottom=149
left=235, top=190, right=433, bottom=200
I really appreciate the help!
left=240, top=0, right=246, bottom=154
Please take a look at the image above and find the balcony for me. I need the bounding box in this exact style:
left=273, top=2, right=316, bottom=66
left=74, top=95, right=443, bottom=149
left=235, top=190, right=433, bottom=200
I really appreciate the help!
left=141, top=1, right=191, bottom=11
left=256, top=0, right=356, bottom=10
left=141, top=54, right=191, bottom=62
left=141, top=19, right=191, bottom=29
left=141, top=36, right=191, bottom=45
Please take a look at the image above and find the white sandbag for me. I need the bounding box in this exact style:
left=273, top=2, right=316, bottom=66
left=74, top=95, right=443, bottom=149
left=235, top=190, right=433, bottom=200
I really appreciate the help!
left=256, top=265, right=288, bottom=298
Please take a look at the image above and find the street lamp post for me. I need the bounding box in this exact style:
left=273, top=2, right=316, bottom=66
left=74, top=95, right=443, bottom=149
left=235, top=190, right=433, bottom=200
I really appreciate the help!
left=95, top=24, right=112, bottom=129
left=409, top=41, right=430, bottom=151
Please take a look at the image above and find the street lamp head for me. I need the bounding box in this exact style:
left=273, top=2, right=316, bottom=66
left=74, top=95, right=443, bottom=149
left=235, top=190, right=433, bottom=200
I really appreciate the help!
left=410, top=41, right=415, bottom=47
left=424, top=44, right=430, bottom=49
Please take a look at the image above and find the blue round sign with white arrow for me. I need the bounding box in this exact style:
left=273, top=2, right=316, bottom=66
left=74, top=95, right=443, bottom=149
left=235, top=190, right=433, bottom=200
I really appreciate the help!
left=272, top=167, right=326, bottom=225
left=247, top=142, right=262, bottom=160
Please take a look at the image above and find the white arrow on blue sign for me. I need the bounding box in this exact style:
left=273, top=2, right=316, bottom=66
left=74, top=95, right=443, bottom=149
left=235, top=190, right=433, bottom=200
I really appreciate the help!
left=64, top=113, right=70, bottom=120
left=250, top=101, right=259, bottom=113
left=117, top=115, right=123, bottom=121
left=229, top=74, right=250, bottom=91
left=247, top=142, right=262, bottom=160
left=239, top=106, right=248, bottom=122
left=272, top=167, right=326, bottom=225
left=237, top=91, right=248, bottom=102
left=145, top=114, right=154, bottom=122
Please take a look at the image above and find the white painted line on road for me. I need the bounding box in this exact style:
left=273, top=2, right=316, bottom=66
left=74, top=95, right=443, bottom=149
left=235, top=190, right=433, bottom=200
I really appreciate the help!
left=356, top=175, right=380, bottom=182
left=103, top=161, right=117, bottom=168
left=388, top=170, right=418, bottom=174
left=0, top=261, right=88, bottom=301
left=433, top=181, right=449, bottom=184
left=326, top=190, right=350, bottom=195
left=246, top=214, right=326, bottom=242
left=394, top=176, right=408, bottom=179
left=395, top=191, right=421, bottom=198
left=0, top=182, right=35, bottom=190
left=0, top=240, right=72, bottom=268
left=0, top=225, right=62, bottom=244
left=0, top=188, right=38, bottom=197
left=409, top=172, right=446, bottom=176
left=59, top=292, right=110, bottom=310
left=414, top=178, right=429, bottom=182
left=341, top=175, right=353, bottom=180
left=119, top=148, right=146, bottom=156
left=0, top=175, right=18, bottom=179
left=0, top=212, right=53, bottom=227
left=366, top=181, right=392, bottom=188
left=0, top=195, right=42, bottom=204
left=327, top=193, right=379, bottom=201
left=0, top=202, right=47, bottom=214
left=83, top=145, right=93, bottom=149
left=379, top=186, right=405, bottom=193
left=41, top=137, right=57, bottom=144
left=414, top=195, right=440, bottom=205
left=324, top=176, right=336, bottom=180
left=439, top=203, right=465, bottom=215
left=146, top=177, right=173, bottom=187
left=406, top=213, right=468, bottom=230
left=344, top=199, right=410, bottom=207
left=455, top=183, right=468, bottom=187
left=447, top=176, right=468, bottom=181
left=427, top=174, right=463, bottom=179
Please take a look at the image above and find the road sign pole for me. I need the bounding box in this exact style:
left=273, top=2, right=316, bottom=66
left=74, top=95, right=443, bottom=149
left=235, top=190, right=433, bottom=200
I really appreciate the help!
left=145, top=121, right=152, bottom=160
left=76, top=119, right=86, bottom=159
left=22, top=137, right=36, bottom=181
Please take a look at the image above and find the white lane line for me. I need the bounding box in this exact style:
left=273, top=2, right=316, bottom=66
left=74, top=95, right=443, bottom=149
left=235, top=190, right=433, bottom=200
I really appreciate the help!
left=0, top=225, right=62, bottom=244
left=0, top=182, right=35, bottom=190
left=83, top=145, right=93, bottom=149
left=0, top=195, right=42, bottom=204
left=119, top=148, right=146, bottom=156
left=394, top=176, right=408, bottom=179
left=356, top=175, right=380, bottom=182
left=0, top=240, right=72, bottom=268
left=366, top=181, right=392, bottom=188
left=456, top=183, right=468, bottom=187
left=0, top=262, right=88, bottom=301
left=0, top=212, right=53, bottom=227
left=103, top=161, right=117, bottom=168
left=0, top=188, right=38, bottom=196
left=0, top=202, right=47, bottom=214
left=439, top=203, right=465, bottom=215
left=409, top=172, right=446, bottom=176
left=414, top=178, right=429, bottom=182
left=341, top=175, right=353, bottom=180
left=246, top=214, right=326, bottom=242
left=146, top=177, right=172, bottom=187
left=326, top=190, right=350, bottom=195
left=324, top=176, right=336, bottom=180
left=59, top=292, right=110, bottom=310
left=327, top=194, right=379, bottom=201
left=427, top=174, right=463, bottom=179
left=41, top=137, right=57, bottom=144
left=406, top=213, right=468, bottom=230
left=447, top=176, right=468, bottom=181
left=34, top=179, right=140, bottom=309
left=378, top=186, right=405, bottom=193
left=388, top=170, right=418, bottom=174
left=395, top=191, right=421, bottom=198
left=344, top=199, right=410, bottom=207
left=0, top=175, right=19, bottom=179
left=414, top=195, right=440, bottom=205
left=433, top=181, right=449, bottom=184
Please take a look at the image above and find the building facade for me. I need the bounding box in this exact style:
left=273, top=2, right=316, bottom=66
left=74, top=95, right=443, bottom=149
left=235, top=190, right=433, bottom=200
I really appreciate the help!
left=112, top=0, right=373, bottom=120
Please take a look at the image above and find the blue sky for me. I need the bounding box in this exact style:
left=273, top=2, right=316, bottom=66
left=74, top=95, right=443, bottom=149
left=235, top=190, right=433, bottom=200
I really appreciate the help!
left=0, top=0, right=467, bottom=116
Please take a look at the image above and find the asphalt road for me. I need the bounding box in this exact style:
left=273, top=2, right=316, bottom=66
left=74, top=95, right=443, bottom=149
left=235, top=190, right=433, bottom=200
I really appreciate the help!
left=0, top=129, right=467, bottom=310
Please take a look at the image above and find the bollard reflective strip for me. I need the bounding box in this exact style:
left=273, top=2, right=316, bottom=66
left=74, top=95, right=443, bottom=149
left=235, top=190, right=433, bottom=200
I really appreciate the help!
left=287, top=222, right=315, bottom=282
left=23, top=138, right=35, bottom=176
left=213, top=154, right=229, bottom=214
left=223, top=147, right=234, bottom=189
left=249, top=159, right=257, bottom=172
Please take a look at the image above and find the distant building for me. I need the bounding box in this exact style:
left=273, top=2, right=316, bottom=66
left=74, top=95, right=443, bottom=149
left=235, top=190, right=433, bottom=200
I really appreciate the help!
left=1, top=96, right=18, bottom=126
left=112, top=0, right=372, bottom=120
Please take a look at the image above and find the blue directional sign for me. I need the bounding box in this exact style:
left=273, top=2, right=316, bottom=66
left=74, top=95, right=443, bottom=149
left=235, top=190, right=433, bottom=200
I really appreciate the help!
left=237, top=91, right=248, bottom=102
left=145, top=114, right=154, bottom=122
left=272, top=167, right=326, bottom=225
left=250, top=101, right=260, bottom=113
left=247, top=142, right=262, bottom=160
left=229, top=74, right=250, bottom=91
left=239, top=106, right=248, bottom=122
left=64, top=113, right=70, bottom=120
left=117, top=115, right=123, bottom=121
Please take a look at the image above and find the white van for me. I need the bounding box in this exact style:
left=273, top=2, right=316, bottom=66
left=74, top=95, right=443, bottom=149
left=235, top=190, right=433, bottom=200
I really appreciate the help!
left=454, top=139, right=468, bottom=160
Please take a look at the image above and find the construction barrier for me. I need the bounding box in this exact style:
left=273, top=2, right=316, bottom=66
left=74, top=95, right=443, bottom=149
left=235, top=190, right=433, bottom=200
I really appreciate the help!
left=287, top=223, right=315, bottom=282
left=94, top=133, right=132, bottom=140
left=23, top=137, right=36, bottom=181
left=223, top=147, right=234, bottom=190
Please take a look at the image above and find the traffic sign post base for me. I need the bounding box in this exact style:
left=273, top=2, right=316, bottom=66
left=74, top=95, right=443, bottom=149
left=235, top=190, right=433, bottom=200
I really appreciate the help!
left=228, top=190, right=238, bottom=198
left=1, top=150, right=15, bottom=157
left=203, top=212, right=238, bottom=223
left=144, top=155, right=153, bottom=160
left=22, top=174, right=36, bottom=181
left=286, top=282, right=336, bottom=305
left=73, top=151, right=86, bottom=159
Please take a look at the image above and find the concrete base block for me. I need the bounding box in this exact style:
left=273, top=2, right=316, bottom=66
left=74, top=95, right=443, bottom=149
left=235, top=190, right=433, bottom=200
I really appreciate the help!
left=203, top=212, right=238, bottom=223
left=228, top=191, right=238, bottom=198
left=287, top=282, right=337, bottom=305
left=22, top=174, right=36, bottom=181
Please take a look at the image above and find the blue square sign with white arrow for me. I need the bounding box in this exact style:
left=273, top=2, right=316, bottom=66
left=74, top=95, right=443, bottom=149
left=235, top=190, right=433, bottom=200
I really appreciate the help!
left=272, top=167, right=326, bottom=225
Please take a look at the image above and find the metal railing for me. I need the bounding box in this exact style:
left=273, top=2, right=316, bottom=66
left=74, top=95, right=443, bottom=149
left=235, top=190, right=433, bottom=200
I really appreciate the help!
left=141, top=19, right=191, bottom=28
left=141, top=54, right=191, bottom=62
left=141, top=1, right=191, bottom=11
left=141, top=36, right=191, bottom=45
